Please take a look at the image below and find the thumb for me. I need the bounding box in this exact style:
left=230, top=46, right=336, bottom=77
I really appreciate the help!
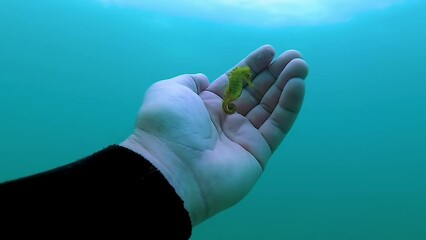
left=171, top=73, right=210, bottom=95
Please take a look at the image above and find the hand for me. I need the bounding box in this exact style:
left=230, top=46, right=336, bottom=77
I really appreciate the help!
left=120, top=45, right=309, bottom=226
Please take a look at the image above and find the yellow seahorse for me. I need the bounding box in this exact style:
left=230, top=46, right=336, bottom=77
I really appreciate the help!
left=222, top=66, right=254, bottom=115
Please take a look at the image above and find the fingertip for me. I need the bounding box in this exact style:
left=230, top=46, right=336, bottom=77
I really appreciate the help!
left=282, top=49, right=304, bottom=59
left=287, top=58, right=309, bottom=80
left=282, top=50, right=309, bottom=79
left=259, top=44, right=276, bottom=59
left=245, top=45, right=276, bottom=74
left=269, top=49, right=305, bottom=79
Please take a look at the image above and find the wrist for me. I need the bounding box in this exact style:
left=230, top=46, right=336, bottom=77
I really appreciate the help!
left=119, top=129, right=206, bottom=226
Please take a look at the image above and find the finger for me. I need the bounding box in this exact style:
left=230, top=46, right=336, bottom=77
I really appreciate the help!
left=259, top=78, right=305, bottom=152
left=237, top=49, right=307, bottom=115
left=229, top=44, right=275, bottom=76
left=246, top=58, right=309, bottom=128
left=207, top=45, right=275, bottom=98
left=173, top=73, right=210, bottom=94
left=269, top=49, right=305, bottom=79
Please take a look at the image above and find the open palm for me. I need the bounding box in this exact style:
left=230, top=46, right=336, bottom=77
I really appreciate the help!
left=121, top=45, right=309, bottom=226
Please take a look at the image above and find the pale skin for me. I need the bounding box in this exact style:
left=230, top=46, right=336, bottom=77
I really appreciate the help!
left=120, top=45, right=309, bottom=226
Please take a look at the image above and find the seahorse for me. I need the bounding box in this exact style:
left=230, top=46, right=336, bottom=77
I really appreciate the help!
left=222, top=66, right=254, bottom=115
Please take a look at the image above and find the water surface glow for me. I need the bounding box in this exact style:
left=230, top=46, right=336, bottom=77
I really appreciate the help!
left=100, top=0, right=408, bottom=26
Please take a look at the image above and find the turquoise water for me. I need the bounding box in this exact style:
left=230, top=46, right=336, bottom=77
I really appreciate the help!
left=1, top=1, right=425, bottom=239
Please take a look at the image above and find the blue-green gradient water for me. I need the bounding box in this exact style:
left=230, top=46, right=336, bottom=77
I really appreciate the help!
left=1, top=1, right=425, bottom=239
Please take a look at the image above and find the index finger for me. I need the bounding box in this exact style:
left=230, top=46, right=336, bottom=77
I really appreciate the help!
left=206, top=45, right=275, bottom=98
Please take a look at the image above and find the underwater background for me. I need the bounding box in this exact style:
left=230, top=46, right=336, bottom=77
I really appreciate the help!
left=1, top=0, right=425, bottom=239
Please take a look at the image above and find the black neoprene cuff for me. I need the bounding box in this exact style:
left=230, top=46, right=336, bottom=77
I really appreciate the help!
left=0, top=145, right=192, bottom=239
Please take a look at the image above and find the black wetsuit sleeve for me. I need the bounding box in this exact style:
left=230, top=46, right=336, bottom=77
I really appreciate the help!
left=0, top=145, right=192, bottom=239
